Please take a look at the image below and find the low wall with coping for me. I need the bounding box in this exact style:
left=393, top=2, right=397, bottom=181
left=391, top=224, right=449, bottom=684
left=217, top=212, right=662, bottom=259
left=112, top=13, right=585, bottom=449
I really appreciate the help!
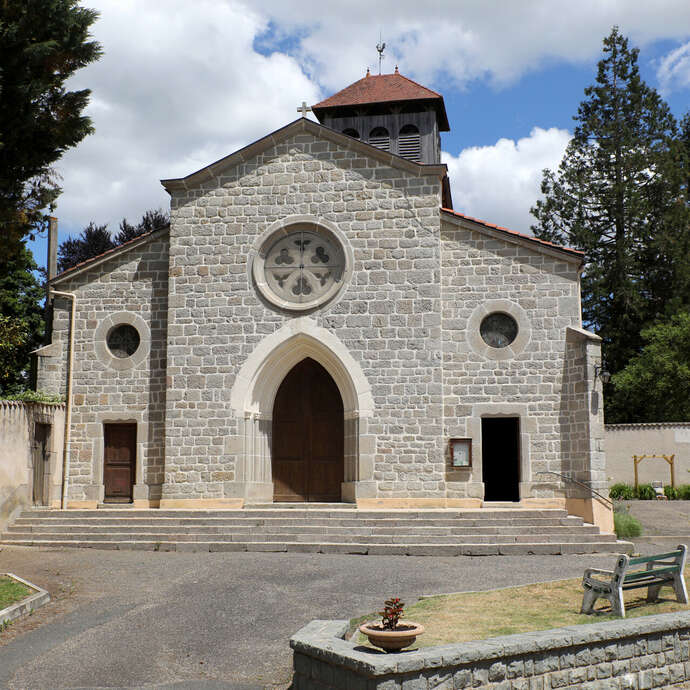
left=605, top=423, right=690, bottom=487
left=291, top=613, right=690, bottom=689
left=0, top=401, right=64, bottom=530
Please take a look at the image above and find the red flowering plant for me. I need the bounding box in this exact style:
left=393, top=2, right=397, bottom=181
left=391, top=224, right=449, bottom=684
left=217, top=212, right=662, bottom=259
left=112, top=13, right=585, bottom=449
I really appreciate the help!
left=379, top=597, right=405, bottom=630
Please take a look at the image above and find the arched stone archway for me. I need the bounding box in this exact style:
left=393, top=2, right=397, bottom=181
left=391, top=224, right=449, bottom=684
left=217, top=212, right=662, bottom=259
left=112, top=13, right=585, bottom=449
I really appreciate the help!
left=229, top=317, right=375, bottom=503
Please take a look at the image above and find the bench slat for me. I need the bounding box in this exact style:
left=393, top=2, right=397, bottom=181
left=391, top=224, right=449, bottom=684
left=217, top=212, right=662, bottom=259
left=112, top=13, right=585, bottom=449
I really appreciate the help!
left=624, top=566, right=680, bottom=583
left=629, top=550, right=683, bottom=565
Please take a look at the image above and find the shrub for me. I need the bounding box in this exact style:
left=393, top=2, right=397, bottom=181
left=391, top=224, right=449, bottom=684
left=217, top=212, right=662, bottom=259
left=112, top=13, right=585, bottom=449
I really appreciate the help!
left=635, top=484, right=656, bottom=500
left=1, top=390, right=63, bottom=404
left=614, top=511, right=643, bottom=539
left=676, top=485, right=690, bottom=500
left=664, top=485, right=679, bottom=500
left=609, top=483, right=635, bottom=500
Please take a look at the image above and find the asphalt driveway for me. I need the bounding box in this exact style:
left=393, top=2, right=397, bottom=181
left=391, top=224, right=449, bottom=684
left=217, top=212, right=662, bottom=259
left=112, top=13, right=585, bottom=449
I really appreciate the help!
left=0, top=545, right=652, bottom=689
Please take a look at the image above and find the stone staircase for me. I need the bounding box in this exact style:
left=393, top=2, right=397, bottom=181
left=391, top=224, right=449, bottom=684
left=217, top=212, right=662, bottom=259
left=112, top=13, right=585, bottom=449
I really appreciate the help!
left=0, top=505, right=630, bottom=555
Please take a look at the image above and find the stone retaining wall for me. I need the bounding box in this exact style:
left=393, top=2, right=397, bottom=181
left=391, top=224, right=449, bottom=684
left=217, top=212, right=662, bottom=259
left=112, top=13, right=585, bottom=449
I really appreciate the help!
left=290, top=613, right=690, bottom=689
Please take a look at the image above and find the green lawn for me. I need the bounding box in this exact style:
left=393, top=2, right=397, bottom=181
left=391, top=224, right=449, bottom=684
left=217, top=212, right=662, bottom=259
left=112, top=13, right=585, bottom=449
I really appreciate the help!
left=353, top=568, right=690, bottom=649
left=0, top=576, right=32, bottom=610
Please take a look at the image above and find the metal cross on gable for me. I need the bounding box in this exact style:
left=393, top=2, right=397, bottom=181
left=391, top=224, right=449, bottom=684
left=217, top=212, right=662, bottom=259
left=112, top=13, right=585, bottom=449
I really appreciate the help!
left=296, top=101, right=312, bottom=117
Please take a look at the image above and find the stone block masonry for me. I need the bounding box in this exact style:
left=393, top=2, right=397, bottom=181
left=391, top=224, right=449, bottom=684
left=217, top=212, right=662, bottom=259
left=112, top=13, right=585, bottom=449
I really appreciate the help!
left=290, top=612, right=690, bottom=689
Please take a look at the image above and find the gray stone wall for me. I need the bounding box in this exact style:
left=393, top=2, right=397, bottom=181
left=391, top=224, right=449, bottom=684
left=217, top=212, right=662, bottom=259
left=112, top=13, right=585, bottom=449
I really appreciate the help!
left=39, top=235, right=169, bottom=503
left=164, top=130, right=444, bottom=501
left=439, top=219, right=583, bottom=499
left=291, top=615, right=690, bottom=689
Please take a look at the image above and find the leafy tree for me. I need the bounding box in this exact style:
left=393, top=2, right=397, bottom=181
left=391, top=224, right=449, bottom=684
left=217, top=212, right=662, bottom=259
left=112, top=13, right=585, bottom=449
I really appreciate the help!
left=57, top=209, right=169, bottom=272
left=0, top=246, right=44, bottom=393
left=0, top=0, right=101, bottom=258
left=530, top=28, right=689, bottom=419
left=608, top=311, right=690, bottom=422
left=57, top=222, right=114, bottom=273
left=115, top=208, right=169, bottom=244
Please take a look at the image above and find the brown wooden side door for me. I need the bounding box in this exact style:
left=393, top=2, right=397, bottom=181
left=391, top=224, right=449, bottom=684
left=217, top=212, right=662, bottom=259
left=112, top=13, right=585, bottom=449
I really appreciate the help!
left=272, top=358, right=344, bottom=502
left=103, top=423, right=137, bottom=502
left=32, top=423, right=50, bottom=505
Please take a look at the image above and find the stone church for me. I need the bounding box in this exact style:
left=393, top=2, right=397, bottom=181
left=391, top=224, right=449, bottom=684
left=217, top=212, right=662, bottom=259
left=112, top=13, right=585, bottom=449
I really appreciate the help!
left=35, top=69, right=612, bottom=531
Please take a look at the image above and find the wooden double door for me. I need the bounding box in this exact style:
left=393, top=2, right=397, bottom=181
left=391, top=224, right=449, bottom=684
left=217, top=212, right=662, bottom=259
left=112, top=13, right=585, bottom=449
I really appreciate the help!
left=104, top=423, right=136, bottom=502
left=272, top=358, right=344, bottom=502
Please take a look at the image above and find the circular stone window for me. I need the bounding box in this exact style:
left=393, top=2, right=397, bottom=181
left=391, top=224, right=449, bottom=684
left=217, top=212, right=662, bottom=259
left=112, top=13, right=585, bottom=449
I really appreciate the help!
left=480, top=313, right=518, bottom=349
left=253, top=225, right=348, bottom=311
left=106, top=324, right=140, bottom=359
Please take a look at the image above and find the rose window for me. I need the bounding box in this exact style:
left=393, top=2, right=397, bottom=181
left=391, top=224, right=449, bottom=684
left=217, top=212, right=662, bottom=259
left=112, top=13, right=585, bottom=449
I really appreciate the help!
left=255, top=227, right=347, bottom=310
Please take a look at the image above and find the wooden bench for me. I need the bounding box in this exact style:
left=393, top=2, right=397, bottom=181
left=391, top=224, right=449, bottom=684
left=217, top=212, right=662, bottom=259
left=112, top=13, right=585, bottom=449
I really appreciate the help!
left=581, top=545, right=688, bottom=617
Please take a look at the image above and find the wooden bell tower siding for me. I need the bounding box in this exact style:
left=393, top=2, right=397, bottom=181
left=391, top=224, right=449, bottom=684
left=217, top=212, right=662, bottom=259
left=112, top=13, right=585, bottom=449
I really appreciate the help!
left=311, top=68, right=450, bottom=165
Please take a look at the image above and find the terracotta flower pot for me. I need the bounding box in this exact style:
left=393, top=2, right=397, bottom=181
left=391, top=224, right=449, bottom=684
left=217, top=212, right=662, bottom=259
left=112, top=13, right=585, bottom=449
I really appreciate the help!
left=359, top=621, right=425, bottom=652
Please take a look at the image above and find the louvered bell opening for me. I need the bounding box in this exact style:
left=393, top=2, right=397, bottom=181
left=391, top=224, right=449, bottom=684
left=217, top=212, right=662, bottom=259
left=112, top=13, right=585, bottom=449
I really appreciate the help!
left=369, top=127, right=390, bottom=152
left=398, top=125, right=421, bottom=162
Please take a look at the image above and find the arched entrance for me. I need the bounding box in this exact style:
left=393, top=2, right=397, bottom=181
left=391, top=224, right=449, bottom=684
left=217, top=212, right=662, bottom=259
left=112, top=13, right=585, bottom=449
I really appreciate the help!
left=272, top=358, right=344, bottom=502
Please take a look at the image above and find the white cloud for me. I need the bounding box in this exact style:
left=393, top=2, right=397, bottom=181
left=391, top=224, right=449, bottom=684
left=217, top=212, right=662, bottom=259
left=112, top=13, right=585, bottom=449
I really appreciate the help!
left=50, top=0, right=690, bottom=237
left=657, top=42, right=690, bottom=94
left=252, top=0, right=690, bottom=91
left=55, top=0, right=319, bottom=232
left=443, top=128, right=572, bottom=235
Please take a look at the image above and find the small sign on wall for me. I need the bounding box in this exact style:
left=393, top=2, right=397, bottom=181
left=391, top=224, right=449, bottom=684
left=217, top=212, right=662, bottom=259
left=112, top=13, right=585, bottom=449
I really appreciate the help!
left=449, top=438, right=472, bottom=468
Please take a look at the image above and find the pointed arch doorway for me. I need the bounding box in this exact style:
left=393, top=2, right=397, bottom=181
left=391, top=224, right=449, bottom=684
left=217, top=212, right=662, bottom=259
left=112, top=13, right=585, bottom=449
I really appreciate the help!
left=272, top=357, right=344, bottom=502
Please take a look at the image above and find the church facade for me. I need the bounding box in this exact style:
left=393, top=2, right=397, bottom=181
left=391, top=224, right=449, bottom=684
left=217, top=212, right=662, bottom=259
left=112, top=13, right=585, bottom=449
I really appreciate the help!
left=35, top=71, right=611, bottom=530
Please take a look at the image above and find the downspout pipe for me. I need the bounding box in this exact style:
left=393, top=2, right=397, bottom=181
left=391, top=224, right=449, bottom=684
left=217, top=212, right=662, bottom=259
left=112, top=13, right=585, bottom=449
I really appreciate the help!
left=50, top=289, right=76, bottom=509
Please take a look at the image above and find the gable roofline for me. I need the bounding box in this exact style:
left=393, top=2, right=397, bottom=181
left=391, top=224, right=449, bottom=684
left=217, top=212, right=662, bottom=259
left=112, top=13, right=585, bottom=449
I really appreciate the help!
left=160, top=118, right=448, bottom=193
left=50, top=226, right=169, bottom=285
left=440, top=208, right=584, bottom=264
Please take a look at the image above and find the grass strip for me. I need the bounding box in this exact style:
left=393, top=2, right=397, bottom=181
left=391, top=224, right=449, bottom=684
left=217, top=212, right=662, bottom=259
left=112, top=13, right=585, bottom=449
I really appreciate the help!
left=0, top=575, right=32, bottom=610
left=352, top=568, right=690, bottom=649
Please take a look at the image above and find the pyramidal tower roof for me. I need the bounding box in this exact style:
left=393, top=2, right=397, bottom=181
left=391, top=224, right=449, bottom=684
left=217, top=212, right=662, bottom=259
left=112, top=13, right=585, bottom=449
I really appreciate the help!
left=312, top=68, right=450, bottom=131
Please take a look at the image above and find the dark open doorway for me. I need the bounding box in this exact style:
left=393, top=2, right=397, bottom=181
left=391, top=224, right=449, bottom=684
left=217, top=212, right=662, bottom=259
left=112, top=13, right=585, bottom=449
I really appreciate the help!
left=481, top=417, right=520, bottom=502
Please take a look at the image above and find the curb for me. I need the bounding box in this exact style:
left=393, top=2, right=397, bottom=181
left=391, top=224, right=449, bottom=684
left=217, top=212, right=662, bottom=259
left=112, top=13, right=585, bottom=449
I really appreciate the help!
left=0, top=573, right=50, bottom=626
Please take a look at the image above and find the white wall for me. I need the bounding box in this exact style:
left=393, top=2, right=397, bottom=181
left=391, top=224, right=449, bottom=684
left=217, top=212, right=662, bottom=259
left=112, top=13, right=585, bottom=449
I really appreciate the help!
left=605, top=423, right=690, bottom=487
left=0, top=401, right=64, bottom=529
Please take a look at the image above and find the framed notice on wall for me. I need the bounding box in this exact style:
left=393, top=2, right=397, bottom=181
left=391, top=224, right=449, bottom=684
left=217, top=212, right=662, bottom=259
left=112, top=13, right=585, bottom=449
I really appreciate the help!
left=449, top=438, right=472, bottom=468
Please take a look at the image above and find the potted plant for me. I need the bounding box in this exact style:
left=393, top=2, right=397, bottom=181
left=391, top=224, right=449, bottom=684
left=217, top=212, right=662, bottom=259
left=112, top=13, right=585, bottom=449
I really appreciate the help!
left=359, top=597, right=424, bottom=652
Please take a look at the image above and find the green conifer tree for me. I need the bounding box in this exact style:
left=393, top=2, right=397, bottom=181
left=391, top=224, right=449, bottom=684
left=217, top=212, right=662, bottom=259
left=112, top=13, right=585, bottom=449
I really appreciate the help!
left=531, top=28, right=689, bottom=420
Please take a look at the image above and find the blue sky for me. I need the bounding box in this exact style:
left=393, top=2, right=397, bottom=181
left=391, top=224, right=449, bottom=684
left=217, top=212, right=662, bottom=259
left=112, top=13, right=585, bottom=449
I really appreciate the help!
left=28, top=1, right=690, bottom=272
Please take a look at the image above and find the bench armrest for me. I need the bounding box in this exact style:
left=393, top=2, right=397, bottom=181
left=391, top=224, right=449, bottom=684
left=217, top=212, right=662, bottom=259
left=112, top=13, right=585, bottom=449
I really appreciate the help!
left=584, top=568, right=614, bottom=579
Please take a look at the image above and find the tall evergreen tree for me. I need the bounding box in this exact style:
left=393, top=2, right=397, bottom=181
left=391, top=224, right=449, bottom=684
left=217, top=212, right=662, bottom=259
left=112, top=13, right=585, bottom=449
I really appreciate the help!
left=0, top=246, right=44, bottom=393
left=57, top=222, right=114, bottom=273
left=0, top=1, right=101, bottom=258
left=530, top=28, right=689, bottom=420
left=115, top=208, right=169, bottom=244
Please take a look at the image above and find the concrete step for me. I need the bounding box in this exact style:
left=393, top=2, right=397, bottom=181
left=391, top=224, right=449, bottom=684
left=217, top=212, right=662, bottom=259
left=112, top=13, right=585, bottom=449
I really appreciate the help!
left=5, top=522, right=598, bottom=536
left=0, top=538, right=631, bottom=556
left=1, top=530, right=613, bottom=545
left=17, top=508, right=571, bottom=520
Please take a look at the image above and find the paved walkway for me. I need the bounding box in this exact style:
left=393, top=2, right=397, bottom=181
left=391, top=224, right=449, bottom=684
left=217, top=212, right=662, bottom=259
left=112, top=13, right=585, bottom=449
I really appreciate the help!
left=0, top=545, right=653, bottom=689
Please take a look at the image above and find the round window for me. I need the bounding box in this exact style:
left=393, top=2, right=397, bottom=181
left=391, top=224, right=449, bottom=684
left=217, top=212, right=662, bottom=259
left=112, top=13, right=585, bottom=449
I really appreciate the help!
left=254, top=226, right=347, bottom=310
left=106, top=324, right=140, bottom=358
left=480, top=313, right=518, bottom=349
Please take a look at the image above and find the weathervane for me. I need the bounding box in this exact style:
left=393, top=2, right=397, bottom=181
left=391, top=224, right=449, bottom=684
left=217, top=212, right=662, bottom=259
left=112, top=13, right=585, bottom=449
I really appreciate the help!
left=376, top=33, right=385, bottom=75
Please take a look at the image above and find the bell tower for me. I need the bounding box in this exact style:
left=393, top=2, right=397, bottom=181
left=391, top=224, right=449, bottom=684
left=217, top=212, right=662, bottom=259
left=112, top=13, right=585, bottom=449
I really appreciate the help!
left=311, top=67, right=450, bottom=165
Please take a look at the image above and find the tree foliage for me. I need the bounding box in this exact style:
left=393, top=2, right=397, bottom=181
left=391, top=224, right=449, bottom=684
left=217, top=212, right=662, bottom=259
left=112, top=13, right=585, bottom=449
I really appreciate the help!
left=57, top=209, right=169, bottom=272
left=0, top=246, right=44, bottom=393
left=0, top=0, right=101, bottom=258
left=530, top=27, right=690, bottom=420
left=608, top=311, right=690, bottom=422
left=57, top=222, right=113, bottom=273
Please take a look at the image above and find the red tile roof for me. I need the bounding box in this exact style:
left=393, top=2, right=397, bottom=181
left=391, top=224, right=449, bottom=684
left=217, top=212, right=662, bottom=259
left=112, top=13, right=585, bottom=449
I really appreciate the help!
left=313, top=69, right=450, bottom=131
left=440, top=208, right=584, bottom=259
